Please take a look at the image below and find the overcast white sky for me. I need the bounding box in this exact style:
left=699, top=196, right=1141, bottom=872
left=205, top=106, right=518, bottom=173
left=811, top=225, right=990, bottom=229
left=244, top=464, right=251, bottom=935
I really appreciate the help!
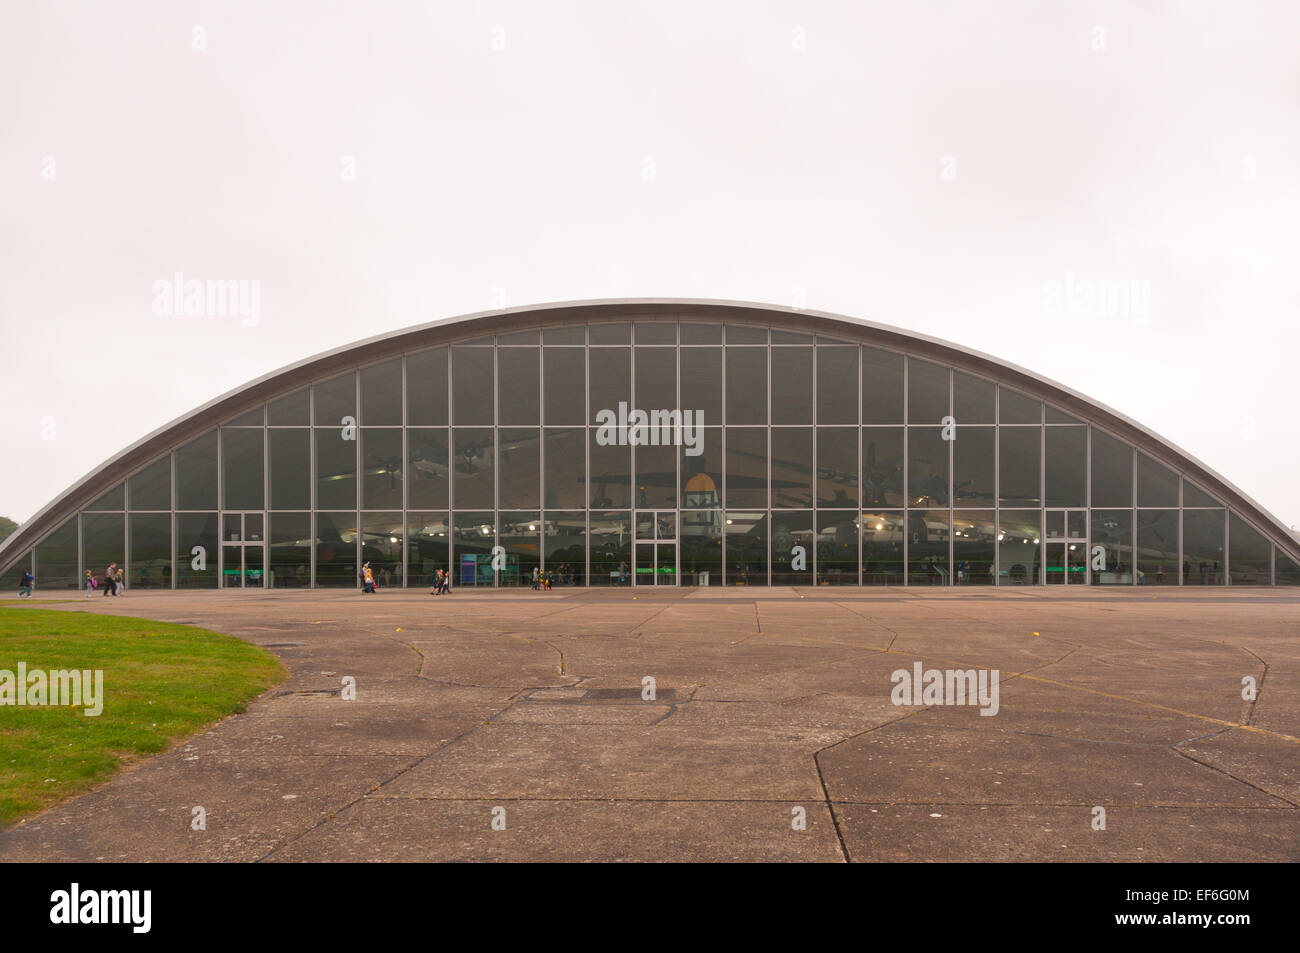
left=2, top=0, right=1297, bottom=528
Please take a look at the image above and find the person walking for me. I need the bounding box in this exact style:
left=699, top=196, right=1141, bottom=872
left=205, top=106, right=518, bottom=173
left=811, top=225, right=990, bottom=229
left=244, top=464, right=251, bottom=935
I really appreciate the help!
left=361, top=562, right=376, bottom=594
left=17, top=569, right=34, bottom=598
left=115, top=567, right=125, bottom=596
left=429, top=567, right=442, bottom=596
left=84, top=569, right=96, bottom=597
left=531, top=566, right=539, bottom=591
left=103, top=562, right=117, bottom=596
left=439, top=567, right=451, bottom=595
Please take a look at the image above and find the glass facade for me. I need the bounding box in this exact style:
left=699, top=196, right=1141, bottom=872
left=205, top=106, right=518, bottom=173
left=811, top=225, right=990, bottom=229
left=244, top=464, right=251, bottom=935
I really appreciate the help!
left=3, top=315, right=1297, bottom=589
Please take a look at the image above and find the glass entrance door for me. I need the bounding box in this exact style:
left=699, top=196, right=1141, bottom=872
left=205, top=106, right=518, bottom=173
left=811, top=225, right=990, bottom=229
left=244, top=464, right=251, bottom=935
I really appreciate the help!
left=1044, top=509, right=1088, bottom=585
left=633, top=510, right=678, bottom=586
left=221, top=512, right=266, bottom=588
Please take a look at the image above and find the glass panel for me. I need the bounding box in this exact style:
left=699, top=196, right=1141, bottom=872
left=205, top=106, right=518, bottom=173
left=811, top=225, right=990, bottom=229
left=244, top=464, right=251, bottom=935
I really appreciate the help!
left=861, top=427, right=905, bottom=507
left=267, top=387, right=309, bottom=426
left=452, top=512, right=496, bottom=587
left=176, top=513, right=218, bottom=588
left=360, top=429, right=403, bottom=510
left=861, top=512, right=904, bottom=584
left=862, top=346, right=904, bottom=424
left=725, top=325, right=766, bottom=344
left=589, top=429, right=630, bottom=508
left=498, top=428, right=540, bottom=508
left=999, top=388, right=1041, bottom=425
left=816, top=347, right=857, bottom=424
left=1045, top=427, right=1085, bottom=507
left=1137, top=454, right=1179, bottom=507
left=498, top=328, right=539, bottom=345
left=681, top=429, right=722, bottom=509
left=1044, top=543, right=1066, bottom=586
left=589, top=322, right=631, bottom=345
left=244, top=513, right=263, bottom=541
left=1090, top=429, right=1133, bottom=507
left=268, top=428, right=310, bottom=510
left=359, top=512, right=403, bottom=589
left=680, top=510, right=721, bottom=585
left=543, top=326, right=585, bottom=345
left=1045, top=511, right=1065, bottom=538
left=221, top=545, right=243, bottom=588
left=953, top=373, right=995, bottom=425
left=771, top=510, right=814, bottom=585
left=34, top=516, right=79, bottom=591
left=87, top=483, right=124, bottom=511
left=359, top=358, right=403, bottom=426
left=1092, top=510, right=1133, bottom=585
left=908, top=426, right=948, bottom=507
left=543, top=347, right=585, bottom=425
left=634, top=322, right=676, bottom=345
left=225, top=407, right=263, bottom=427
left=680, top=323, right=722, bottom=344
left=1046, top=406, right=1082, bottom=424
left=316, top=512, right=358, bottom=588
left=1182, top=510, right=1225, bottom=585
left=680, top=348, right=722, bottom=423
left=999, top=427, right=1040, bottom=507
left=543, top=428, right=585, bottom=509
left=634, top=347, right=676, bottom=411
left=999, top=511, right=1041, bottom=585
left=407, top=428, right=449, bottom=509
left=222, top=428, right=264, bottom=510
left=83, top=513, right=124, bottom=589
left=726, top=427, right=767, bottom=508
left=1183, top=479, right=1221, bottom=507
left=315, top=428, right=357, bottom=510
left=816, top=511, right=857, bottom=585
left=953, top=510, right=995, bottom=585
left=655, top=512, right=676, bottom=539
left=1229, top=514, right=1271, bottom=586
left=816, top=427, right=858, bottom=507
left=267, top=512, right=311, bottom=588
left=725, top=511, right=767, bottom=584
left=453, top=429, right=496, bottom=510
left=452, top=347, right=494, bottom=426
left=633, top=444, right=676, bottom=508
left=406, top=512, right=450, bottom=589
left=498, top=348, right=539, bottom=425
left=176, top=431, right=218, bottom=509
left=772, top=329, right=811, bottom=344
left=314, top=372, right=356, bottom=427
left=1068, top=511, right=1087, bottom=539
left=907, top=358, right=949, bottom=425
left=772, top=346, right=813, bottom=424
left=0, top=551, right=31, bottom=593
left=223, top=512, right=242, bottom=542
left=126, top=456, right=171, bottom=511
left=544, top=512, right=586, bottom=585
left=771, top=427, right=813, bottom=508
left=407, top=347, right=449, bottom=426
left=244, top=540, right=264, bottom=588
left=1136, top=510, right=1178, bottom=586
left=636, top=512, right=655, bottom=539
left=1068, top=541, right=1087, bottom=583
left=1277, top=550, right=1300, bottom=585
left=589, top=346, right=631, bottom=418
left=908, top=509, right=949, bottom=584
left=726, top=347, right=767, bottom=425
left=953, top=426, right=995, bottom=506
left=655, top=542, right=677, bottom=585
left=128, top=514, right=170, bottom=588
left=590, top=511, right=632, bottom=585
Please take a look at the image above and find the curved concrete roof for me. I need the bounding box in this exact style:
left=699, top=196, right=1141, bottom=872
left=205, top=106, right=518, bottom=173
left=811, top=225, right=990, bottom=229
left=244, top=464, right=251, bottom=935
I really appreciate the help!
left=2, top=298, right=1296, bottom=569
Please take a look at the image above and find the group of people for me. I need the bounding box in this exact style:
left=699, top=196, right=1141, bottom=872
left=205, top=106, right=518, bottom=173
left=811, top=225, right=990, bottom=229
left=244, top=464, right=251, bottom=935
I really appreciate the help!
left=429, top=567, right=451, bottom=595
left=87, top=563, right=125, bottom=596
left=530, top=567, right=555, bottom=590
left=16, top=569, right=34, bottom=597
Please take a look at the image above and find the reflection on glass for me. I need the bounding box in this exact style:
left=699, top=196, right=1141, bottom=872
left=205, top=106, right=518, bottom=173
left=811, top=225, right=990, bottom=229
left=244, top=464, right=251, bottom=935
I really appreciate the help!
left=816, top=511, right=857, bottom=585
left=269, top=429, right=310, bottom=510
left=406, top=347, right=448, bottom=426
left=634, top=347, right=676, bottom=411
left=315, top=428, right=357, bottom=510
left=681, top=348, right=722, bottom=422
left=407, top=429, right=449, bottom=509
left=817, top=427, right=858, bottom=506
left=908, top=358, right=949, bottom=425
left=1136, top=510, right=1178, bottom=585
left=771, top=510, right=813, bottom=585
left=589, top=347, right=630, bottom=417
left=360, top=359, right=403, bottom=425
left=453, top=428, right=495, bottom=510
left=361, top=429, right=403, bottom=510
left=314, top=372, right=356, bottom=427
left=999, top=427, right=1040, bottom=507
left=590, top=511, right=631, bottom=585
left=452, top=511, right=495, bottom=586
left=953, top=510, right=995, bottom=585
left=953, top=373, right=995, bottom=425
left=908, top=427, right=948, bottom=506
left=452, top=347, right=494, bottom=426
left=176, top=513, right=218, bottom=588
left=1229, top=514, right=1270, bottom=586
left=771, top=428, right=813, bottom=508
left=35, top=516, right=79, bottom=590
left=1182, top=509, right=1224, bottom=585
left=1090, top=429, right=1132, bottom=507
left=725, top=511, right=767, bottom=584
left=999, top=511, right=1041, bottom=585
left=406, top=511, right=449, bottom=588
left=176, top=431, right=217, bottom=510
left=680, top=509, right=722, bottom=586
left=268, top=512, right=311, bottom=588
left=129, top=513, right=170, bottom=588
left=681, top=429, right=721, bottom=509
left=128, top=456, right=171, bottom=511
left=726, top=347, right=767, bottom=424
left=497, top=349, right=539, bottom=425
left=315, top=512, right=358, bottom=588
left=1137, top=454, right=1179, bottom=507
left=862, top=347, right=904, bottom=424
left=861, top=511, right=904, bottom=584
left=726, top=428, right=767, bottom=508
left=861, top=427, right=904, bottom=507
left=816, top=348, right=857, bottom=424
left=545, top=512, right=586, bottom=585
left=589, top=429, right=630, bottom=508
left=498, top=512, right=540, bottom=587
left=908, top=509, right=949, bottom=584
left=1045, top=427, right=1085, bottom=507
left=1091, top=510, right=1133, bottom=584
left=544, top=348, right=585, bottom=424
left=634, top=443, right=676, bottom=508
left=544, top=429, right=585, bottom=509
left=498, top=428, right=540, bottom=509
left=953, top=426, right=994, bottom=506
left=360, top=512, right=403, bottom=588
left=772, top=347, right=813, bottom=424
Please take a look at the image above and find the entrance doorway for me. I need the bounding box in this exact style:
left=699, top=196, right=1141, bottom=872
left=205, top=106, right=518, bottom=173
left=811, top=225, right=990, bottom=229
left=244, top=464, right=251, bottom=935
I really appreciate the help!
left=221, top=512, right=265, bottom=588
left=634, top=511, right=678, bottom=586
left=1044, top=509, right=1087, bottom=585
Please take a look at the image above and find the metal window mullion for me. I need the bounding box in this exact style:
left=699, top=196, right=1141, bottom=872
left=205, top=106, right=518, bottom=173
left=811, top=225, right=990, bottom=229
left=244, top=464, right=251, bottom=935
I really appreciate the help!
left=766, top=339, right=772, bottom=587
left=493, top=339, right=499, bottom=587
left=401, top=354, right=408, bottom=589
left=857, top=345, right=862, bottom=585
left=811, top=345, right=817, bottom=586
left=902, top=357, right=908, bottom=586
left=947, top=369, right=953, bottom=586
left=994, top=387, right=1000, bottom=586
left=170, top=452, right=177, bottom=589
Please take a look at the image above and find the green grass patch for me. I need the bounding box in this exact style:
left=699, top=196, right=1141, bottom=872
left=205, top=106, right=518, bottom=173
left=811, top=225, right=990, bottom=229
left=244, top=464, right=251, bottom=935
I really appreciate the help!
left=0, top=608, right=286, bottom=828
